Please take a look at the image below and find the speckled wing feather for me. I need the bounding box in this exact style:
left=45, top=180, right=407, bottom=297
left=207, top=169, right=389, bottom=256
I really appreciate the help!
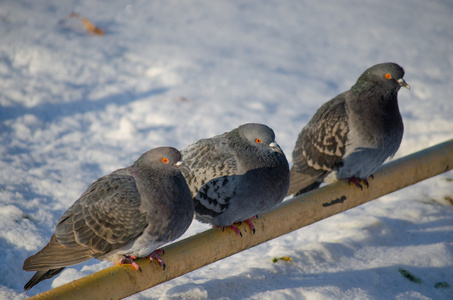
left=181, top=135, right=239, bottom=221
left=23, top=172, right=147, bottom=271
left=288, top=94, right=349, bottom=195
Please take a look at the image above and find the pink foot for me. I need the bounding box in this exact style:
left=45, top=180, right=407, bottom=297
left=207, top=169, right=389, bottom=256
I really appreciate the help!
left=215, top=216, right=258, bottom=236
left=244, top=216, right=257, bottom=235
left=147, top=249, right=166, bottom=269
left=117, top=255, right=141, bottom=271
left=215, top=224, right=243, bottom=237
left=228, top=224, right=243, bottom=236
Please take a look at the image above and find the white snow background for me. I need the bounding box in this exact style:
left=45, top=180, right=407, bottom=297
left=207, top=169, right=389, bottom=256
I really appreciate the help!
left=1, top=0, right=453, bottom=299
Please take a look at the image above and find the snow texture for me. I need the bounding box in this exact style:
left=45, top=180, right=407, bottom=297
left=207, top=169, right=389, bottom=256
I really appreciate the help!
left=0, top=0, right=452, bottom=299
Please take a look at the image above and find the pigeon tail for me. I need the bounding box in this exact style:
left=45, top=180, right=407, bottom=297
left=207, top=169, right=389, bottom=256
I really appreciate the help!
left=24, top=268, right=65, bottom=291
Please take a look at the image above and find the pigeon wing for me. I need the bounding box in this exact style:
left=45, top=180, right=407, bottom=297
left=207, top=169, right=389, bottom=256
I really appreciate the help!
left=181, top=136, right=239, bottom=219
left=288, top=95, right=349, bottom=195
left=24, top=173, right=148, bottom=271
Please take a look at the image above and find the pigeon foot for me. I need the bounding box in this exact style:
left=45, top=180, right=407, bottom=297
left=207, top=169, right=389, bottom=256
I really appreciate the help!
left=118, top=255, right=141, bottom=271
left=347, top=175, right=374, bottom=189
left=147, top=249, right=166, bottom=270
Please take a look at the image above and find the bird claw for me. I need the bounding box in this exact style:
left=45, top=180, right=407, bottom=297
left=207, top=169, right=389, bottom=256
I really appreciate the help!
left=216, top=216, right=258, bottom=236
left=348, top=176, right=374, bottom=189
left=216, top=224, right=243, bottom=236
left=245, top=215, right=258, bottom=234
left=228, top=225, right=243, bottom=237
left=364, top=178, right=370, bottom=188
left=147, top=249, right=166, bottom=270
left=347, top=177, right=363, bottom=189
left=244, top=219, right=256, bottom=235
left=118, top=255, right=141, bottom=271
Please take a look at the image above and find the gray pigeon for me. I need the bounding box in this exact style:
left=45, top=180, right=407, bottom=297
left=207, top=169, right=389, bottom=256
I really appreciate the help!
left=288, top=62, right=410, bottom=196
left=23, top=147, right=194, bottom=290
left=180, top=123, right=290, bottom=235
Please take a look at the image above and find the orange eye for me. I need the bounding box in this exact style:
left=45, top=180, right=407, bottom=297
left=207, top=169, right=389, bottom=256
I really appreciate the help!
left=162, top=157, right=169, bottom=164
left=385, top=73, right=392, bottom=79
left=255, top=138, right=262, bottom=143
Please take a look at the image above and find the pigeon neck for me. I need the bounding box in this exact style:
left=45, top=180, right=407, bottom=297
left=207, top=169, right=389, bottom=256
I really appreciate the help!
left=130, top=164, right=157, bottom=181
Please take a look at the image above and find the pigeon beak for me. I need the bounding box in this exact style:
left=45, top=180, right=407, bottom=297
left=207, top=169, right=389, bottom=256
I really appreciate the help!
left=269, top=142, right=283, bottom=154
left=175, top=160, right=191, bottom=172
left=397, top=78, right=410, bottom=90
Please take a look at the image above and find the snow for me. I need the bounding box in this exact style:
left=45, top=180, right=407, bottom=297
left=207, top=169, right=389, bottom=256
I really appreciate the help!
left=1, top=0, right=452, bottom=299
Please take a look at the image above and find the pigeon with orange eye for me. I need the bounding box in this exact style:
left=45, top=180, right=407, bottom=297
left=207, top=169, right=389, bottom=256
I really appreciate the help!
left=23, top=147, right=193, bottom=290
left=180, top=123, right=289, bottom=236
left=288, top=62, right=410, bottom=196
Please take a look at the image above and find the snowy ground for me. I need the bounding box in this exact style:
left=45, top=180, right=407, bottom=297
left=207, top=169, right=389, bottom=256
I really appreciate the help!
left=1, top=0, right=452, bottom=299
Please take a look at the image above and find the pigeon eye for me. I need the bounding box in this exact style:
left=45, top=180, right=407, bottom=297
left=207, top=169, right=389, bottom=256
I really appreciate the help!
left=255, top=138, right=262, bottom=143
left=162, top=157, right=169, bottom=164
left=385, top=73, right=392, bottom=79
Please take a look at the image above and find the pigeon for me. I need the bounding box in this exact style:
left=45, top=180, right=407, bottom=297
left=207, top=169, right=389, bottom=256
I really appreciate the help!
left=288, top=62, right=410, bottom=196
left=23, top=147, right=194, bottom=290
left=180, top=123, right=290, bottom=235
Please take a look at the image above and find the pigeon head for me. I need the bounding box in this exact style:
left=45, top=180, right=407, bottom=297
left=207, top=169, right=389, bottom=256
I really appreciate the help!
left=237, top=123, right=283, bottom=154
left=355, top=62, right=410, bottom=92
left=135, top=147, right=189, bottom=173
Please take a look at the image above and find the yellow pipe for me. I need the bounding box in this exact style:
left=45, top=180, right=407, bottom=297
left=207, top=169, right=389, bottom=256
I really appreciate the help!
left=28, top=139, right=453, bottom=300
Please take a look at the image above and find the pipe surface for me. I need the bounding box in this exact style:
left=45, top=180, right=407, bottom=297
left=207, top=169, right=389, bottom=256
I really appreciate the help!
left=28, top=139, right=453, bottom=300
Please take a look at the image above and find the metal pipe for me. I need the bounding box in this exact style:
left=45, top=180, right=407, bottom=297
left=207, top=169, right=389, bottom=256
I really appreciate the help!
left=28, top=139, right=453, bottom=300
